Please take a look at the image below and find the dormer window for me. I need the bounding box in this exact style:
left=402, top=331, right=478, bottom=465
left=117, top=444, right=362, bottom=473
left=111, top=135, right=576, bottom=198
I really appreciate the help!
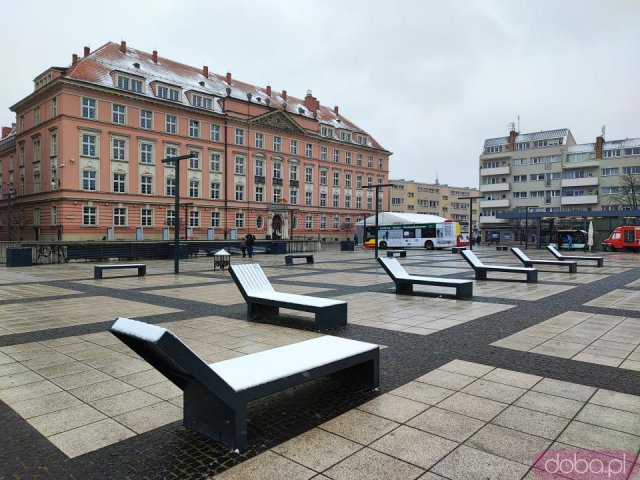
left=321, top=126, right=333, bottom=138
left=192, top=94, right=214, bottom=110
left=340, top=131, right=352, bottom=142
left=356, top=134, right=368, bottom=146
left=157, top=85, right=181, bottom=101
left=116, top=74, right=143, bottom=93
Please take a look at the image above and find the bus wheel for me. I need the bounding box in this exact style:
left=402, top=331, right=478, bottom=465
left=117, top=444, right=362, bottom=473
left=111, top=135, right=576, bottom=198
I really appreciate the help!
left=379, top=241, right=387, bottom=249
left=425, top=240, right=434, bottom=250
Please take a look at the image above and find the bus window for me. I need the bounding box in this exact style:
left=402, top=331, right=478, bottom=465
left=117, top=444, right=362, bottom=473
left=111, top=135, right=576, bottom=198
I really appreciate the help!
left=422, top=226, right=436, bottom=238
left=403, top=229, right=416, bottom=238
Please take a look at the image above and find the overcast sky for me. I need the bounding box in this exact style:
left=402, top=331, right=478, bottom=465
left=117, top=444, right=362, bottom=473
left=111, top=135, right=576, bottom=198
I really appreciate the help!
left=1, top=0, right=638, bottom=187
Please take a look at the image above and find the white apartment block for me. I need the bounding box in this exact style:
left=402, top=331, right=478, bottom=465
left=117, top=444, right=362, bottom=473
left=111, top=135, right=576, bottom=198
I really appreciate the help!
left=479, top=128, right=640, bottom=230
left=388, top=180, right=479, bottom=225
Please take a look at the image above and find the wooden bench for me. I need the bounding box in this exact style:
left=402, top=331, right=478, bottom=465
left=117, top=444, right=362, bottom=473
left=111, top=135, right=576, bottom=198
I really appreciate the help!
left=511, top=247, right=577, bottom=273
left=546, top=245, right=604, bottom=267
left=109, top=317, right=379, bottom=451
left=378, top=257, right=473, bottom=299
left=229, top=263, right=346, bottom=330
left=94, top=263, right=146, bottom=279
left=285, top=254, right=314, bottom=266
left=386, top=250, right=407, bottom=258
left=460, top=250, right=538, bottom=282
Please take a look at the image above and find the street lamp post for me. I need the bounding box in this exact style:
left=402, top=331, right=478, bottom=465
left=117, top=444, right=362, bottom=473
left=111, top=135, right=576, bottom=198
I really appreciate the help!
left=364, top=183, right=393, bottom=258
left=458, top=196, right=484, bottom=251
left=161, top=153, right=195, bottom=274
left=522, top=206, right=538, bottom=250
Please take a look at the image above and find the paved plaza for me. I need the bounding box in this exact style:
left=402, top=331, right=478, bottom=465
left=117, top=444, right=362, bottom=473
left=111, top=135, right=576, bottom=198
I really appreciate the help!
left=0, top=245, right=639, bottom=479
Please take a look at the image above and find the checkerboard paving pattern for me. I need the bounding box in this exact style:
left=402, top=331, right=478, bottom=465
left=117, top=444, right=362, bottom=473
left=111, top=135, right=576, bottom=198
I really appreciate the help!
left=212, top=360, right=640, bottom=480
left=493, top=311, right=640, bottom=371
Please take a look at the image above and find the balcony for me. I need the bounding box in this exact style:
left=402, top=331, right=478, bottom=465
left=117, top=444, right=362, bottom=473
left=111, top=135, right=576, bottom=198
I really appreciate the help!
left=480, top=199, right=509, bottom=208
left=289, top=179, right=299, bottom=188
left=480, top=166, right=510, bottom=176
left=561, top=195, right=599, bottom=205
left=254, top=175, right=265, bottom=184
left=272, top=177, right=283, bottom=186
left=479, top=216, right=508, bottom=224
left=480, top=183, right=510, bottom=193
left=561, top=177, right=598, bottom=188
left=563, top=160, right=599, bottom=170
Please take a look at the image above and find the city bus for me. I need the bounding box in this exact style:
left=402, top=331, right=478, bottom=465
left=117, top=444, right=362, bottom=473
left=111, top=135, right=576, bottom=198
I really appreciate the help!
left=360, top=218, right=462, bottom=250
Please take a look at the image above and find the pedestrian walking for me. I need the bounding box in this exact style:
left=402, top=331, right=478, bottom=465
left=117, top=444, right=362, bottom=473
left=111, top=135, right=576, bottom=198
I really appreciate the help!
left=246, top=233, right=255, bottom=258
left=240, top=236, right=247, bottom=258
left=566, top=234, right=573, bottom=251
left=354, top=233, right=359, bottom=246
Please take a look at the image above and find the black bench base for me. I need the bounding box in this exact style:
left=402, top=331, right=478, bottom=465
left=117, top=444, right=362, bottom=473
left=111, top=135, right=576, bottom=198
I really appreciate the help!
left=396, top=280, right=473, bottom=299
left=285, top=254, right=314, bottom=266
left=496, top=246, right=508, bottom=251
left=451, top=247, right=466, bottom=253
left=247, top=299, right=347, bottom=330
left=94, top=264, right=146, bottom=279
left=386, top=250, right=407, bottom=258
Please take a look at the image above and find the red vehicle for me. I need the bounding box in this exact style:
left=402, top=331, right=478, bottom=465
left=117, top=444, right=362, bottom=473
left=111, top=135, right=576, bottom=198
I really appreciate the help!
left=601, top=226, right=640, bottom=252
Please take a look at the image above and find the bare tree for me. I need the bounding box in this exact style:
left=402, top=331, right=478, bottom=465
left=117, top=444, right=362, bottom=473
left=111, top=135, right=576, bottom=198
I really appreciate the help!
left=507, top=218, right=525, bottom=244
left=607, top=174, right=640, bottom=210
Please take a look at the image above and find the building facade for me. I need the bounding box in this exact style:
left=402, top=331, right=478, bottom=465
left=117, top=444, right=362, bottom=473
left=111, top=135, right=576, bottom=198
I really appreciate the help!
left=387, top=179, right=479, bottom=227
left=479, top=128, right=640, bottom=237
left=0, top=41, right=390, bottom=241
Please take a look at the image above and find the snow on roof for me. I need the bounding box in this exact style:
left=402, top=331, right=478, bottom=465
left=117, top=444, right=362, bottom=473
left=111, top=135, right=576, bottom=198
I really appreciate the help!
left=484, top=128, right=569, bottom=147
left=356, top=212, right=449, bottom=226
left=567, top=143, right=595, bottom=154
left=61, top=42, right=384, bottom=150
left=568, top=137, right=640, bottom=154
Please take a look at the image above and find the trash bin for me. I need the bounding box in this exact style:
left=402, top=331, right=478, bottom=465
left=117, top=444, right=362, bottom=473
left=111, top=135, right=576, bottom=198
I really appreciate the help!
left=169, top=243, right=189, bottom=259
left=6, top=247, right=33, bottom=267
left=269, top=241, right=287, bottom=254
left=340, top=240, right=355, bottom=251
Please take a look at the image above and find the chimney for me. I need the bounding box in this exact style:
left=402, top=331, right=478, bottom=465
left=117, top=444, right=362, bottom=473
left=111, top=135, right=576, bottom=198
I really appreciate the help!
left=265, top=85, right=271, bottom=96
left=72, top=53, right=79, bottom=65
left=152, top=50, right=158, bottom=63
left=595, top=136, right=605, bottom=159
left=202, top=65, right=208, bottom=77
left=84, top=46, right=90, bottom=57
left=304, top=90, right=316, bottom=111
left=316, top=99, right=320, bottom=110
left=333, top=106, right=339, bottom=115
left=281, top=90, right=287, bottom=101
left=2, top=127, right=11, bottom=139
left=226, top=72, right=232, bottom=84
left=119, top=41, right=127, bottom=53
left=508, top=129, right=517, bottom=151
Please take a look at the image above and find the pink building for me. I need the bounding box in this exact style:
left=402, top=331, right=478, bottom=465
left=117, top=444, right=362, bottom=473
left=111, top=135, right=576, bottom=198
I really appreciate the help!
left=0, top=41, right=390, bottom=241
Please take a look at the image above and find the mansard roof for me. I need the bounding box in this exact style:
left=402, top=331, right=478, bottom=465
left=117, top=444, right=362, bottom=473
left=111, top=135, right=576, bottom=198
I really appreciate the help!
left=484, top=128, right=570, bottom=147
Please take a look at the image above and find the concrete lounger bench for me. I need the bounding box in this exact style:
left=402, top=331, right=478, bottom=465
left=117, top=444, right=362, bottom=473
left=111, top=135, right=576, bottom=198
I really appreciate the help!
left=511, top=247, right=577, bottom=273
left=229, top=263, right=346, bottom=330
left=94, top=263, right=146, bottom=279
left=386, top=250, right=407, bottom=258
left=496, top=246, right=508, bottom=251
left=460, top=250, right=538, bottom=282
left=109, top=317, right=379, bottom=451
left=378, top=257, right=473, bottom=299
left=546, top=245, right=604, bottom=267
left=285, top=254, right=314, bottom=266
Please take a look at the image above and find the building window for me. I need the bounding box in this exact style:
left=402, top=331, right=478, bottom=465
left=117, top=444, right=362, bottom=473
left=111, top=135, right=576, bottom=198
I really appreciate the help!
left=273, top=188, right=282, bottom=203
left=357, top=134, right=368, bottom=146
left=192, top=94, right=213, bottom=109
left=114, top=207, right=127, bottom=226
left=378, top=158, right=383, bottom=170
left=113, top=173, right=126, bottom=193
left=81, top=134, right=96, bottom=157
left=235, top=213, right=244, bottom=228
left=166, top=210, right=175, bottom=227
left=165, top=178, right=176, bottom=196
left=290, top=190, right=298, bottom=205
left=165, top=146, right=177, bottom=159
left=333, top=216, right=339, bottom=230
left=273, top=136, right=281, bottom=152
left=82, top=206, right=97, bottom=226
left=623, top=166, right=640, bottom=174
left=333, top=171, right=340, bottom=187
left=290, top=139, right=298, bottom=155
left=273, top=163, right=282, bottom=179
left=320, top=215, right=327, bottom=229
left=112, top=139, right=126, bottom=160
left=210, top=182, right=221, bottom=199
left=321, top=126, right=333, bottom=137
left=189, top=211, right=200, bottom=227
left=235, top=156, right=245, bottom=174
left=33, top=172, right=41, bottom=193
left=235, top=184, right=244, bottom=201
left=235, top=128, right=244, bottom=145
left=357, top=154, right=362, bottom=167
left=340, top=131, right=351, bottom=142
left=367, top=196, right=373, bottom=209
left=603, top=150, right=621, bottom=158
left=345, top=152, right=352, bottom=165
left=356, top=196, right=362, bottom=209
left=320, top=192, right=327, bottom=207
left=345, top=195, right=351, bottom=208
left=305, top=191, right=312, bottom=206
left=367, top=156, right=373, bottom=168
left=140, top=109, right=152, bottom=129
left=513, top=192, right=527, bottom=199
left=305, top=143, right=313, bottom=157
left=332, top=194, right=340, bottom=208
left=51, top=206, right=58, bottom=225
left=141, top=209, right=153, bottom=226
left=305, top=215, right=312, bottom=229
left=189, top=180, right=199, bottom=198
left=82, top=170, right=96, bottom=191
left=345, top=173, right=352, bottom=189
left=50, top=132, right=58, bottom=157
left=165, top=115, right=177, bottom=134
left=33, top=139, right=41, bottom=163
left=51, top=97, right=57, bottom=117
left=290, top=164, right=298, bottom=181
left=157, top=85, right=180, bottom=101
left=255, top=185, right=263, bottom=202
left=356, top=175, right=363, bottom=189
left=320, top=170, right=327, bottom=185
left=601, top=168, right=619, bottom=176
left=320, top=147, right=327, bottom=161
left=140, top=143, right=153, bottom=164
left=211, top=211, right=220, bottom=227
left=33, top=106, right=40, bottom=125
left=210, top=152, right=221, bottom=172
left=624, top=148, right=640, bottom=156
left=333, top=149, right=340, bottom=163
left=211, top=124, right=221, bottom=142
left=116, top=75, right=142, bottom=93
left=305, top=167, right=313, bottom=183
left=141, top=175, right=153, bottom=195
left=189, top=150, right=200, bottom=169
left=255, top=132, right=264, bottom=149
left=189, top=119, right=200, bottom=138
left=255, top=158, right=264, bottom=177
left=112, top=104, right=126, bottom=124
left=82, top=98, right=96, bottom=119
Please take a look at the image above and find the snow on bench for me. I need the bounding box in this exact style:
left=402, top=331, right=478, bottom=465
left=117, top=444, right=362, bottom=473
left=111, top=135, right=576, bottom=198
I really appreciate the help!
left=546, top=245, right=603, bottom=267
left=109, top=317, right=379, bottom=451
left=460, top=250, right=538, bottom=282
left=229, top=263, right=347, bottom=330
left=511, top=247, right=577, bottom=273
